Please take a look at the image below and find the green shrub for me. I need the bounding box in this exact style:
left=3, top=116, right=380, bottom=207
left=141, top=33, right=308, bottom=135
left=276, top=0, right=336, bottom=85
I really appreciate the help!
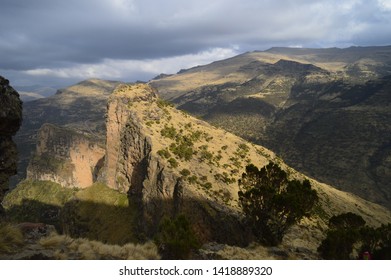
left=169, top=141, right=193, bottom=161
left=238, top=162, right=318, bottom=246
left=235, top=143, right=250, bottom=159
left=160, top=125, right=177, bottom=139
left=157, top=99, right=173, bottom=108
left=317, top=212, right=365, bottom=259
left=318, top=213, right=391, bottom=260
left=157, top=149, right=171, bottom=159
left=189, top=131, right=203, bottom=142
left=201, top=182, right=212, bottom=190
left=187, top=175, right=198, bottom=184
left=154, top=215, right=200, bottom=259
left=199, top=146, right=213, bottom=163
left=168, top=158, right=179, bottom=168
left=200, top=175, right=208, bottom=182
left=179, top=169, right=191, bottom=177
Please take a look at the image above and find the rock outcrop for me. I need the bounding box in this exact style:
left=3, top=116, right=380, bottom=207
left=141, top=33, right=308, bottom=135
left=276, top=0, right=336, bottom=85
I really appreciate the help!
left=104, top=84, right=261, bottom=243
left=27, top=123, right=105, bottom=188
left=14, top=79, right=120, bottom=186
left=104, top=84, right=188, bottom=238
left=0, top=76, right=22, bottom=215
left=103, top=83, right=391, bottom=248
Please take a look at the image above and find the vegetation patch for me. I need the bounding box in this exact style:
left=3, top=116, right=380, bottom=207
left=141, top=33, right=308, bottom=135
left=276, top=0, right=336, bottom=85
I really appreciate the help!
left=156, top=99, right=174, bottom=108
left=39, top=232, right=160, bottom=260
left=179, top=169, right=191, bottom=177
left=169, top=140, right=194, bottom=161
left=3, top=180, right=74, bottom=227
left=4, top=181, right=136, bottom=245
left=238, top=162, right=318, bottom=246
left=167, top=158, right=179, bottom=168
left=154, top=215, right=200, bottom=259
left=160, top=125, right=177, bottom=139
left=318, top=212, right=391, bottom=259
left=0, top=223, right=24, bottom=255
left=157, top=149, right=171, bottom=159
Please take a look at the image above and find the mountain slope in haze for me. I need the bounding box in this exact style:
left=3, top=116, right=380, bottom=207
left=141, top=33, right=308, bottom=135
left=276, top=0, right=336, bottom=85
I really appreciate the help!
left=14, top=85, right=57, bottom=102
left=12, top=79, right=121, bottom=186
left=150, top=46, right=391, bottom=209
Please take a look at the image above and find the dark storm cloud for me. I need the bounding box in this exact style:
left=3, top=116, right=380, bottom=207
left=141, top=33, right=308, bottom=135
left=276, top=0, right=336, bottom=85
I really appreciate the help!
left=1, top=0, right=391, bottom=85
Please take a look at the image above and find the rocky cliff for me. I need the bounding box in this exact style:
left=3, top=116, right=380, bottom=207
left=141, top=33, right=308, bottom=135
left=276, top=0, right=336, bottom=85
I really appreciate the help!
left=27, top=123, right=105, bottom=188
left=0, top=76, right=22, bottom=215
left=103, top=83, right=391, bottom=249
left=13, top=79, right=120, bottom=186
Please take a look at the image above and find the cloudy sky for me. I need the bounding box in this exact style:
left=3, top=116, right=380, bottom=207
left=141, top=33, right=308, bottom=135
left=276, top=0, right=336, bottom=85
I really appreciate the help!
left=1, top=0, right=391, bottom=88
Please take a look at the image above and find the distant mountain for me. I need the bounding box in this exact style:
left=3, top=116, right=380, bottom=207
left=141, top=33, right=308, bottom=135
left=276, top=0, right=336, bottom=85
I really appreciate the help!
left=14, top=85, right=57, bottom=101
left=150, top=45, right=391, bottom=209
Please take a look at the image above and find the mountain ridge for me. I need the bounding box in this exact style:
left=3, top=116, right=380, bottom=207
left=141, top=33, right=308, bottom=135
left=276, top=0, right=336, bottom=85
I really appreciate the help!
left=150, top=46, right=391, bottom=210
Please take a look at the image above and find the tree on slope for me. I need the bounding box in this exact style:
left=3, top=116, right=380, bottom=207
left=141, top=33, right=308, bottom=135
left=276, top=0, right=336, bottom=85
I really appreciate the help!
left=238, top=162, right=318, bottom=246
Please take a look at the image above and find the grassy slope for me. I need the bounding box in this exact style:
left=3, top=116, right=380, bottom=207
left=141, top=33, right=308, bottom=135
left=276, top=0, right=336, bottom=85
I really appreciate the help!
left=3, top=180, right=136, bottom=245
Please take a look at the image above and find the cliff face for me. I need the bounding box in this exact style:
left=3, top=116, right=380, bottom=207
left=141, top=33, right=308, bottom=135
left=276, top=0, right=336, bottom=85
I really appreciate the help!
left=14, top=79, right=120, bottom=186
left=27, top=123, right=105, bottom=188
left=104, top=84, right=187, bottom=238
left=103, top=83, right=391, bottom=249
left=0, top=76, right=22, bottom=213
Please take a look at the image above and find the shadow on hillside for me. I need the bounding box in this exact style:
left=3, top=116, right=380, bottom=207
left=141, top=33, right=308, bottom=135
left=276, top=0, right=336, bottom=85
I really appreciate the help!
left=5, top=196, right=254, bottom=247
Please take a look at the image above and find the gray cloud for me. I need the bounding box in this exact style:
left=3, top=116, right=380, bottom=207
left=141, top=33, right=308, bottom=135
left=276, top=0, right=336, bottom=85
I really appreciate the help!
left=1, top=0, right=391, bottom=86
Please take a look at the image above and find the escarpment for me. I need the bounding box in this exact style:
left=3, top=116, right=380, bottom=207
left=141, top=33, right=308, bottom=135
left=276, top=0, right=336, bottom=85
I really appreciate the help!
left=104, top=84, right=261, bottom=244
left=0, top=76, right=22, bottom=215
left=103, top=83, right=391, bottom=247
left=27, top=123, right=105, bottom=188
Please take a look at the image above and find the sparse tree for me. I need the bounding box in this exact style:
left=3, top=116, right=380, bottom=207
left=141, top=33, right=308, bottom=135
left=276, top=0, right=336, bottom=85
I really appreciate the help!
left=317, top=212, right=365, bottom=259
left=318, top=212, right=391, bottom=260
left=238, top=162, right=318, bottom=246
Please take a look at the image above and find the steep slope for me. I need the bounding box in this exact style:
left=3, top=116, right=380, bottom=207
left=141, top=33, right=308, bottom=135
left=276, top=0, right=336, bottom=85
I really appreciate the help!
left=150, top=46, right=391, bottom=209
left=13, top=79, right=121, bottom=186
left=102, top=83, right=391, bottom=252
left=0, top=76, right=22, bottom=215
left=263, top=75, right=391, bottom=208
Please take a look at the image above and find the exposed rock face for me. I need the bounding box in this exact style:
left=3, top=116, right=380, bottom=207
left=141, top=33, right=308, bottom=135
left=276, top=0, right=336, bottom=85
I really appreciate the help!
left=0, top=76, right=22, bottom=214
left=14, top=79, right=120, bottom=186
left=103, top=83, right=391, bottom=248
left=104, top=84, right=184, bottom=236
left=27, top=123, right=105, bottom=188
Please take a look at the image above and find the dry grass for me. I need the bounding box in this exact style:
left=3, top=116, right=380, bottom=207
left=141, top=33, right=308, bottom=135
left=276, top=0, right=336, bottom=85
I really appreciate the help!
left=39, top=232, right=160, bottom=260
left=0, top=223, right=24, bottom=254
left=217, top=243, right=277, bottom=260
